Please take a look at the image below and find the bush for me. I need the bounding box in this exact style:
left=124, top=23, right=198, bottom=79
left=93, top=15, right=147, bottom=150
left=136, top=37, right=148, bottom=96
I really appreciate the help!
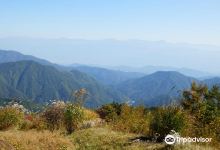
left=96, top=102, right=122, bottom=122
left=97, top=103, right=151, bottom=134
left=19, top=120, right=33, bottom=130
left=64, top=104, right=84, bottom=134
left=83, top=109, right=99, bottom=121
left=42, top=102, right=65, bottom=131
left=113, top=104, right=151, bottom=134
left=150, top=106, right=186, bottom=138
left=19, top=114, right=46, bottom=130
left=0, top=106, right=23, bottom=130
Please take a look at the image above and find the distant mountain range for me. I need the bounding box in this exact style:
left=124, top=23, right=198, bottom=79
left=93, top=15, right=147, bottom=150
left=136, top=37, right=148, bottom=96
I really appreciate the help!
left=73, top=65, right=145, bottom=85
left=1, top=38, right=220, bottom=74
left=1, top=49, right=220, bottom=107
left=107, top=65, right=213, bottom=79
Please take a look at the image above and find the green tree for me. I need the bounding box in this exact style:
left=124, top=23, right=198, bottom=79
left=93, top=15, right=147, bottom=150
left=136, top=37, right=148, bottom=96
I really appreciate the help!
left=181, top=83, right=220, bottom=138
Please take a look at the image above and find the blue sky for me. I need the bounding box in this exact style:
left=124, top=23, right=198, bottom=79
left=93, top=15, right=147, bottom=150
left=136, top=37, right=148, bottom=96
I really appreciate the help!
left=1, top=0, right=220, bottom=73
left=1, top=0, right=220, bottom=45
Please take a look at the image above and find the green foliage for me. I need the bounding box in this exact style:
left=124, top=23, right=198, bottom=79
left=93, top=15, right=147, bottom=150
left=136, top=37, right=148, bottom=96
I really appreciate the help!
left=96, top=102, right=122, bottom=122
left=150, top=106, right=186, bottom=137
left=181, top=82, right=220, bottom=141
left=0, top=61, right=123, bottom=108
left=64, top=104, right=84, bottom=134
left=181, top=82, right=208, bottom=113
left=97, top=103, right=151, bottom=134
left=114, top=104, right=151, bottom=134
left=0, top=106, right=23, bottom=130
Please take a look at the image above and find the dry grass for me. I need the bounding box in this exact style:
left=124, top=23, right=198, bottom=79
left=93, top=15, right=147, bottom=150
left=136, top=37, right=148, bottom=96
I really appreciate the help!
left=71, top=126, right=164, bottom=150
left=0, top=127, right=218, bottom=150
left=173, top=144, right=219, bottom=150
left=0, top=130, right=75, bottom=150
left=71, top=127, right=219, bottom=150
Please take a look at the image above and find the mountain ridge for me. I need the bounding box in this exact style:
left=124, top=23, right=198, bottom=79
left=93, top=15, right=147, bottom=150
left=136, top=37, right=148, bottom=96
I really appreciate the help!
left=117, top=71, right=199, bottom=106
left=0, top=61, right=124, bottom=108
left=1, top=49, right=220, bottom=107
left=74, top=65, right=145, bottom=85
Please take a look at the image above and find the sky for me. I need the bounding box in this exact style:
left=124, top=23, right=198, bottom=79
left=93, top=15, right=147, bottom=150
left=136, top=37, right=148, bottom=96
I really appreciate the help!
left=0, top=0, right=220, bottom=45
left=0, top=0, right=220, bottom=74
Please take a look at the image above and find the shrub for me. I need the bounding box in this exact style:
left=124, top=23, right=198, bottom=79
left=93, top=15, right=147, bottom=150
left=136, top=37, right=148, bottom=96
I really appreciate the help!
left=19, top=114, right=46, bottom=130
left=42, top=102, right=65, bottom=131
left=83, top=109, right=99, bottom=121
left=113, top=104, right=150, bottom=134
left=0, top=106, right=24, bottom=130
left=96, top=102, right=122, bottom=122
left=19, top=119, right=33, bottom=130
left=64, top=104, right=84, bottom=134
left=150, top=106, right=186, bottom=138
left=97, top=103, right=151, bottom=134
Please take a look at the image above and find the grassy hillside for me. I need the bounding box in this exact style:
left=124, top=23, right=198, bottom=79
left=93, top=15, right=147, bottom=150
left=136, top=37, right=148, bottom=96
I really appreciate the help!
left=0, top=127, right=216, bottom=150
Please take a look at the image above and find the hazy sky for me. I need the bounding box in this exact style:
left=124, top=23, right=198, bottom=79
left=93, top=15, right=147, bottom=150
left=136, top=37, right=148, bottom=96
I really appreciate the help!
left=1, top=0, right=220, bottom=74
left=1, top=0, right=220, bottom=45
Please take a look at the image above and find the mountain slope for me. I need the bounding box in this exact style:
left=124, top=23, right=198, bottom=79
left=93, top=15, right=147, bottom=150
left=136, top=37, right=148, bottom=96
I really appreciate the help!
left=74, top=66, right=145, bottom=85
left=0, top=50, right=51, bottom=65
left=0, top=49, right=72, bottom=72
left=203, top=77, right=220, bottom=87
left=0, top=61, right=124, bottom=108
left=117, top=71, right=198, bottom=106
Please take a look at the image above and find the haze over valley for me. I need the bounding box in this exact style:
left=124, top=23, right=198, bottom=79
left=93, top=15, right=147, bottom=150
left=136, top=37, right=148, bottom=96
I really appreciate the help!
left=0, top=49, right=220, bottom=107
left=0, top=38, right=220, bottom=76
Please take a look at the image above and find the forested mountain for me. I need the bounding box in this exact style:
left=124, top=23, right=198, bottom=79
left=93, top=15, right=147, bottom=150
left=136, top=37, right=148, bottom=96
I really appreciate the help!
left=117, top=71, right=198, bottom=106
left=203, top=77, right=220, bottom=87
left=1, top=49, right=220, bottom=107
left=0, top=61, right=124, bottom=108
left=74, top=66, right=145, bottom=85
left=0, top=49, right=51, bottom=65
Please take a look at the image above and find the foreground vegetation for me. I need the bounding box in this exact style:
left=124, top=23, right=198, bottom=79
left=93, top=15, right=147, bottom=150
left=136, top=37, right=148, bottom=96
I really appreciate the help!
left=0, top=130, right=75, bottom=150
left=0, top=127, right=216, bottom=150
left=0, top=83, right=220, bottom=149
